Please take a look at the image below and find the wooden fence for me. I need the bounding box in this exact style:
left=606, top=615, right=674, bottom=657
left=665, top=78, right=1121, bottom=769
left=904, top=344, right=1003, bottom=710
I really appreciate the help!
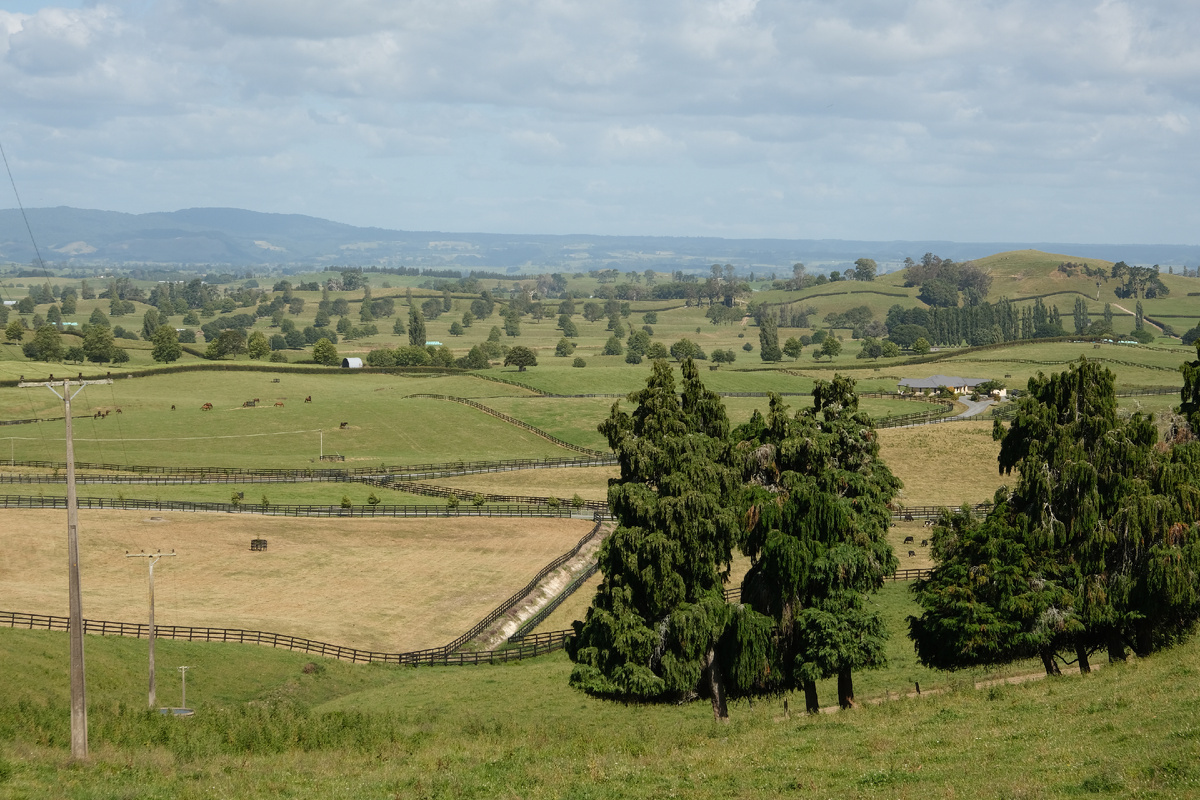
left=0, top=610, right=574, bottom=666
left=404, top=394, right=608, bottom=456
left=0, top=454, right=616, bottom=480
left=368, top=477, right=611, bottom=513
left=0, top=494, right=606, bottom=519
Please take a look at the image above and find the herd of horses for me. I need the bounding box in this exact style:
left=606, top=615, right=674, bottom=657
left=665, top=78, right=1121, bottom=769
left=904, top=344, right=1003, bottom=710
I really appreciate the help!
left=191, top=395, right=313, bottom=411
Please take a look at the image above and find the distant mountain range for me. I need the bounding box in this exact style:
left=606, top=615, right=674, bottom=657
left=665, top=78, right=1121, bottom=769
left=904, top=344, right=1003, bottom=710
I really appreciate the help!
left=2, top=206, right=1198, bottom=273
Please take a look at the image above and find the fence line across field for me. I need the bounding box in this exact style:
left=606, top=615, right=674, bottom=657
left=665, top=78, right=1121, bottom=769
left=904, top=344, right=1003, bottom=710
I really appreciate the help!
left=0, top=453, right=616, bottom=479
left=0, top=494, right=610, bottom=519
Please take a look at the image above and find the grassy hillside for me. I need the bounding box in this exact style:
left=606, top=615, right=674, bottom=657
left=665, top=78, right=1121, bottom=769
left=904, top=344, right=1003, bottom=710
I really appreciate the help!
left=3, top=594, right=1199, bottom=798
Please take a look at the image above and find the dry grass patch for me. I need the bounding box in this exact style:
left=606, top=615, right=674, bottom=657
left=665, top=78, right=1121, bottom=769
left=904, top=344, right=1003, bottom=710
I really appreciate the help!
left=879, top=420, right=1008, bottom=507
left=0, top=509, right=593, bottom=653
left=428, top=465, right=618, bottom=501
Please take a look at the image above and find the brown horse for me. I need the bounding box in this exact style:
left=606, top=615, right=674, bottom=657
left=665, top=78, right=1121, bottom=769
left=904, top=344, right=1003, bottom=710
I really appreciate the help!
left=201, top=403, right=213, bottom=411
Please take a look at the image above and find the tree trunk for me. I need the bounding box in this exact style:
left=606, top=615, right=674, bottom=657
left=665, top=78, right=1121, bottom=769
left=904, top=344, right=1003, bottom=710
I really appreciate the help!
left=803, top=680, right=819, bottom=714
left=837, top=667, right=855, bottom=709
left=704, top=645, right=729, bottom=723
left=1107, top=632, right=1127, bottom=663
left=1075, top=642, right=1091, bottom=674
left=1040, top=647, right=1061, bottom=676
left=1134, top=622, right=1153, bottom=658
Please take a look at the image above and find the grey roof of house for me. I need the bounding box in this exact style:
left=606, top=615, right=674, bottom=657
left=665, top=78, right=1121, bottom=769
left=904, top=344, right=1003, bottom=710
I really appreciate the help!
left=897, top=375, right=989, bottom=389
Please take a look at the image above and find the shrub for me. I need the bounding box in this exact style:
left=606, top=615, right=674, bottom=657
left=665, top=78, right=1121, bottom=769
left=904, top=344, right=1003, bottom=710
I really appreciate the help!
left=572, top=357, right=586, bottom=367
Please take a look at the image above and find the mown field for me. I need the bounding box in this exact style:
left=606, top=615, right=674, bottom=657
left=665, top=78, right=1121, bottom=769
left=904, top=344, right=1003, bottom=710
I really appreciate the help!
left=0, top=509, right=594, bottom=653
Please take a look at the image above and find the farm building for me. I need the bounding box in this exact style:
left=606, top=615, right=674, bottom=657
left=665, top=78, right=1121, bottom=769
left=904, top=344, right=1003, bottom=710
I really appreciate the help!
left=898, top=375, right=1005, bottom=398
left=341, top=357, right=364, bottom=369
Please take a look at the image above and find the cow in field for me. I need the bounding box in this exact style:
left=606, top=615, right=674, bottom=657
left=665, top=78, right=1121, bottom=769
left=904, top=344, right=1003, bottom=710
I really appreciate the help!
left=201, top=403, right=213, bottom=411
left=305, top=395, right=312, bottom=403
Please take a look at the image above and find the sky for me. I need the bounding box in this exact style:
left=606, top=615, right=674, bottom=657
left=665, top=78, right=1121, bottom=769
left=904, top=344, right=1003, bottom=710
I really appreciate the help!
left=1, top=0, right=1198, bottom=243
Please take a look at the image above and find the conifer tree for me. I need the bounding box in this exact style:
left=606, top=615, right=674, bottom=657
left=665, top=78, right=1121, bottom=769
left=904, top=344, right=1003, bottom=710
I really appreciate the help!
left=568, top=359, right=746, bottom=720
left=737, top=379, right=900, bottom=710
left=913, top=358, right=1200, bottom=674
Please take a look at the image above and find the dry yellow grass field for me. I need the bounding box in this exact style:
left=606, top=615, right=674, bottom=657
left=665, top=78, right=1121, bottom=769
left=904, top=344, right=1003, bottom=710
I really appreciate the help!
left=429, top=465, right=619, bottom=501
left=0, top=509, right=593, bottom=653
left=878, top=420, right=1009, bottom=507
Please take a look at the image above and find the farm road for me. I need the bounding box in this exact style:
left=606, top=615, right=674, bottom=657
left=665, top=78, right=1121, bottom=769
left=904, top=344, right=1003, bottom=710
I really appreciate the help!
left=951, top=398, right=994, bottom=419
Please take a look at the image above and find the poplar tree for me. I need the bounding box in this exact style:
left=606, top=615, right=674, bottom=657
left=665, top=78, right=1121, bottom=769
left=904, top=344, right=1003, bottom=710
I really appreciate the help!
left=737, top=379, right=900, bottom=710
left=408, top=306, right=426, bottom=347
left=758, top=315, right=782, bottom=361
left=568, top=359, right=746, bottom=720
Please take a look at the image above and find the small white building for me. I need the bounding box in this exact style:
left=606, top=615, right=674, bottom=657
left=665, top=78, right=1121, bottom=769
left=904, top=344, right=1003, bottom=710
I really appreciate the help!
left=341, top=357, right=363, bottom=369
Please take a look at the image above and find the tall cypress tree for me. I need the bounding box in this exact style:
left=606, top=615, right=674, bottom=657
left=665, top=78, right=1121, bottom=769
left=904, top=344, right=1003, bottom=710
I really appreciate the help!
left=737, top=378, right=900, bottom=711
left=568, top=359, right=746, bottom=720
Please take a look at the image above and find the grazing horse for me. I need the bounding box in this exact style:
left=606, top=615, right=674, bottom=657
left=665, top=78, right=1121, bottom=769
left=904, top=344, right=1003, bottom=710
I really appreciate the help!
left=115, top=408, right=121, bottom=413
left=274, top=401, right=284, bottom=407
left=201, top=403, right=213, bottom=411
left=304, top=395, right=312, bottom=403
left=339, top=422, right=348, bottom=429
left=171, top=405, right=176, bottom=411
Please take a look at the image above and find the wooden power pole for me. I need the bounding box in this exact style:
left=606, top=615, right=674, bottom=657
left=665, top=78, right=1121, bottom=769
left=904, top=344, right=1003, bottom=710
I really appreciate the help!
left=18, top=373, right=113, bottom=761
left=126, top=549, right=176, bottom=709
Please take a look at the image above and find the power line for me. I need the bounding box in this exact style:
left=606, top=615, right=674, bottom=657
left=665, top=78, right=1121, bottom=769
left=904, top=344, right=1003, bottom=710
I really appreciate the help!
left=0, top=137, right=47, bottom=273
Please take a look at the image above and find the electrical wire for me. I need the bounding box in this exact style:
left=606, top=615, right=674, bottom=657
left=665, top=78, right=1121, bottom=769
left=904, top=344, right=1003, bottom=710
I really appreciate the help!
left=0, top=137, right=47, bottom=274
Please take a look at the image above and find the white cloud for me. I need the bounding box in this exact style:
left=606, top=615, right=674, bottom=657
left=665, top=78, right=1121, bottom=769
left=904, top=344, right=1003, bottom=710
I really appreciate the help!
left=0, top=0, right=1197, bottom=241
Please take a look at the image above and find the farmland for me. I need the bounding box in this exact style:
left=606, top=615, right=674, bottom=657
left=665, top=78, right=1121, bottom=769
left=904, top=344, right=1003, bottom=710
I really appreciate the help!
left=1, top=250, right=1198, bottom=797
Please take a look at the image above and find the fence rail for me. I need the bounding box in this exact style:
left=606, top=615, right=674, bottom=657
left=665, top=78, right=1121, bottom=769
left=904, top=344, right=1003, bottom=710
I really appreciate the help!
left=509, top=562, right=600, bottom=642
left=0, top=454, right=616, bottom=480
left=0, top=494, right=607, bottom=519
left=892, top=502, right=992, bottom=520
left=440, top=516, right=606, bottom=654
left=0, top=610, right=575, bottom=666
left=405, top=394, right=608, bottom=456
left=370, top=477, right=611, bottom=513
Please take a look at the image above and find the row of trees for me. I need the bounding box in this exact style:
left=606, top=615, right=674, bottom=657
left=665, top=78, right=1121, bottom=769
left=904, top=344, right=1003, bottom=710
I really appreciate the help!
left=912, top=355, right=1200, bottom=673
left=568, top=361, right=900, bottom=718
left=569, top=352, right=1200, bottom=718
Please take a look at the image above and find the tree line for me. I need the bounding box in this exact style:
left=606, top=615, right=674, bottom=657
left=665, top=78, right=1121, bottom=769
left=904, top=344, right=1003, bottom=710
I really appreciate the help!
left=567, top=350, right=1200, bottom=719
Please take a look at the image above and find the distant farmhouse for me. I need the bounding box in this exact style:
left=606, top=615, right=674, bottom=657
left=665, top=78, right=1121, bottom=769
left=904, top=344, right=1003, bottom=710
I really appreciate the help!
left=898, top=375, right=1006, bottom=398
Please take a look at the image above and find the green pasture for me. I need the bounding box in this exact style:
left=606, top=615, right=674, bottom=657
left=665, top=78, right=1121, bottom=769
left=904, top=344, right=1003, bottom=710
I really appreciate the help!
left=4, top=591, right=1199, bottom=798
left=0, top=481, right=431, bottom=507
left=0, top=372, right=573, bottom=468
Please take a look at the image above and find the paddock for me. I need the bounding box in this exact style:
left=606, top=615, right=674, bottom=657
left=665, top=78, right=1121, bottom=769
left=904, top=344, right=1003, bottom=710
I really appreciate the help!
left=0, top=509, right=593, bottom=653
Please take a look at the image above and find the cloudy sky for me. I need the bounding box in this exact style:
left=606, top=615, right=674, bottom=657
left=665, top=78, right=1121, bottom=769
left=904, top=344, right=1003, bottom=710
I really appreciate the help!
left=1, top=0, right=1198, bottom=242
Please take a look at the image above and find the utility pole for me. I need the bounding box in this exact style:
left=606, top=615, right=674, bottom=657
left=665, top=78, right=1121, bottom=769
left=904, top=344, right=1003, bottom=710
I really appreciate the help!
left=178, top=665, right=193, bottom=709
left=126, top=549, right=177, bottom=709
left=18, top=373, right=112, bottom=761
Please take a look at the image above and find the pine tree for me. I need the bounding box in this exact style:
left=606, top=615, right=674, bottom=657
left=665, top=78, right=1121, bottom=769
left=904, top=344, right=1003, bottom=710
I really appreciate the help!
left=568, top=359, right=744, bottom=720
left=737, top=378, right=900, bottom=710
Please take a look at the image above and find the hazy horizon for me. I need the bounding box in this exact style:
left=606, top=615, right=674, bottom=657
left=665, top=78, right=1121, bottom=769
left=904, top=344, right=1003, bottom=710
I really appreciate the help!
left=2, top=2, right=1198, bottom=245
